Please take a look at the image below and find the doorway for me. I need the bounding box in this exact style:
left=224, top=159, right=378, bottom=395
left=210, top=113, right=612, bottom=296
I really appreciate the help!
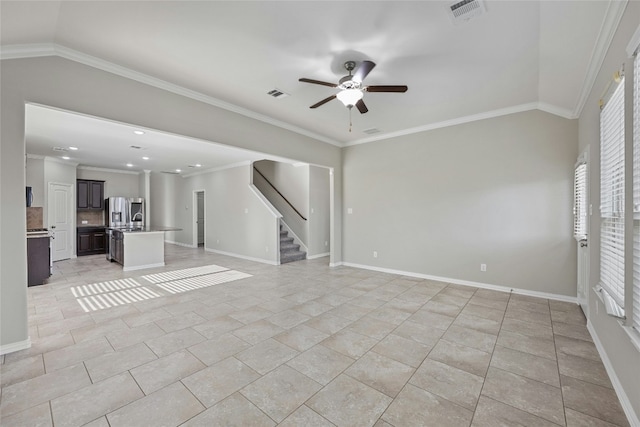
left=193, top=190, right=205, bottom=248
left=48, top=182, right=73, bottom=261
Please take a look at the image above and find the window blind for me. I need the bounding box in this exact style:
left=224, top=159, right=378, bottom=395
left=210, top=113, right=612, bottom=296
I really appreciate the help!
left=573, top=162, right=588, bottom=241
left=633, top=52, right=640, bottom=331
left=600, top=76, right=626, bottom=308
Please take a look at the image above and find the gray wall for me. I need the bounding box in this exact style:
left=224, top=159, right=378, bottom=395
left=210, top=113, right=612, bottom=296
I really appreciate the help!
left=0, top=55, right=341, bottom=352
left=26, top=157, right=45, bottom=207
left=578, top=1, right=640, bottom=421
left=254, top=160, right=309, bottom=218
left=308, top=165, right=331, bottom=257
left=343, top=109, right=578, bottom=297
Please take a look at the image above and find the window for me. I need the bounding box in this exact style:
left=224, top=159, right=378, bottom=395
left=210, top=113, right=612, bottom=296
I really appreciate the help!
left=600, top=76, right=625, bottom=308
left=574, top=162, right=588, bottom=241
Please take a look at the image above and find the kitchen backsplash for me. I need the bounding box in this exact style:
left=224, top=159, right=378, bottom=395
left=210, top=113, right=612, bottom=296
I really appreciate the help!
left=77, top=210, right=104, bottom=226
left=27, top=207, right=43, bottom=229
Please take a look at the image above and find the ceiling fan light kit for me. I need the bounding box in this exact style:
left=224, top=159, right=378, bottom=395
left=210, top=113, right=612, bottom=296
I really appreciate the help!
left=336, top=89, right=363, bottom=107
left=299, top=59, right=408, bottom=130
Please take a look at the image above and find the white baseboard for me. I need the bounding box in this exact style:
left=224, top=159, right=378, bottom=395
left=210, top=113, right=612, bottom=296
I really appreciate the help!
left=340, top=262, right=578, bottom=304
left=165, top=240, right=196, bottom=248
left=123, top=262, right=165, bottom=272
left=205, top=248, right=278, bottom=266
left=0, top=337, right=31, bottom=355
left=308, top=252, right=330, bottom=260
left=587, top=321, right=640, bottom=427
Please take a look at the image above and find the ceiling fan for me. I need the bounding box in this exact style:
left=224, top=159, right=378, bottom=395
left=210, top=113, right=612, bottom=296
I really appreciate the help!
left=299, top=60, right=408, bottom=114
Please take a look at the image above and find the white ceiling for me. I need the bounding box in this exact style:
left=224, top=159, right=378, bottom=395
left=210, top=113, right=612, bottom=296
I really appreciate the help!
left=1, top=1, right=618, bottom=172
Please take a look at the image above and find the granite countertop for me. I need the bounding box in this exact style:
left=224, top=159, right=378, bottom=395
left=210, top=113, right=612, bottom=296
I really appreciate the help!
left=77, top=224, right=106, bottom=229
left=108, top=226, right=182, bottom=233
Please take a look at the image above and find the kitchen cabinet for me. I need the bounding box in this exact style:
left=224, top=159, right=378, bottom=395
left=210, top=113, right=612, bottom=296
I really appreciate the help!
left=77, top=179, right=104, bottom=210
left=27, top=236, right=50, bottom=286
left=77, top=227, right=107, bottom=256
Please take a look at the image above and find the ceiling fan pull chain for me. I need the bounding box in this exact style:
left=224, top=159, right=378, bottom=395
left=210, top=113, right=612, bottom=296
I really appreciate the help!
left=349, top=108, right=353, bottom=132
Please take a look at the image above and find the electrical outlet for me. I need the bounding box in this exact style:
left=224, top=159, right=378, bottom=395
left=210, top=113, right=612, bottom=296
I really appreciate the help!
left=480, top=263, right=487, bottom=272
left=244, top=208, right=249, bottom=214
left=266, top=246, right=269, bottom=253
left=325, top=241, right=328, bottom=247
left=347, top=208, right=353, bottom=214
left=81, top=220, right=88, bottom=224
left=373, top=251, right=378, bottom=258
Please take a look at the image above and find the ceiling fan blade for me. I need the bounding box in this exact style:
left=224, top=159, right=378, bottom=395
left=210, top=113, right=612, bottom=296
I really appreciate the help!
left=365, top=85, right=408, bottom=93
left=352, top=60, right=376, bottom=83
left=299, top=78, right=337, bottom=88
left=310, top=95, right=337, bottom=109
left=355, top=99, right=368, bottom=114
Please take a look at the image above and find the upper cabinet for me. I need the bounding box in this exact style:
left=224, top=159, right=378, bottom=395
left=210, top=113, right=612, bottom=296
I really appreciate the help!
left=77, top=179, right=104, bottom=210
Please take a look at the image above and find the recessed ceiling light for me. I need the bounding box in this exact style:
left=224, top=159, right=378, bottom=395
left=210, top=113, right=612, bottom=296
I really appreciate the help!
left=126, top=163, right=133, bottom=167
left=195, top=164, right=202, bottom=168
left=133, top=130, right=145, bottom=135
left=175, top=169, right=181, bottom=173
left=142, top=156, right=150, bottom=160
left=62, top=156, right=70, bottom=160
left=68, top=146, right=79, bottom=150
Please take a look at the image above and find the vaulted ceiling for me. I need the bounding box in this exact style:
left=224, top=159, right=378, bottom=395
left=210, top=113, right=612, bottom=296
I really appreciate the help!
left=1, top=1, right=623, bottom=170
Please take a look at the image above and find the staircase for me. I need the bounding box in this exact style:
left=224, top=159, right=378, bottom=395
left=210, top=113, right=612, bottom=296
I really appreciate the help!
left=280, top=224, right=306, bottom=264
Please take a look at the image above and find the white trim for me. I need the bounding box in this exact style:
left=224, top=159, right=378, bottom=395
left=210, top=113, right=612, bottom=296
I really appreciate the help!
left=165, top=240, right=196, bottom=249
left=341, top=262, right=578, bottom=303
left=344, top=103, right=569, bottom=147
left=308, top=252, right=330, bottom=260
left=205, top=247, right=278, bottom=266
left=0, top=337, right=31, bottom=356
left=183, top=161, right=252, bottom=178
left=123, top=262, right=165, bottom=272
left=587, top=320, right=640, bottom=427
left=573, top=0, right=628, bottom=118
left=77, top=165, right=140, bottom=175
left=2, top=43, right=341, bottom=147
left=626, top=22, right=640, bottom=57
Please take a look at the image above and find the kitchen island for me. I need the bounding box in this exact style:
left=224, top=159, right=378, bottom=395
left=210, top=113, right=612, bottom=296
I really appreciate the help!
left=108, top=227, right=180, bottom=271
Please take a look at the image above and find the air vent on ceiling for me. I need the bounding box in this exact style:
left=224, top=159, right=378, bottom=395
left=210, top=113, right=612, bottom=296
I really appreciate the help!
left=363, top=128, right=381, bottom=135
left=161, top=171, right=179, bottom=175
left=52, top=146, right=68, bottom=152
left=267, top=89, right=289, bottom=99
left=447, top=0, right=486, bottom=25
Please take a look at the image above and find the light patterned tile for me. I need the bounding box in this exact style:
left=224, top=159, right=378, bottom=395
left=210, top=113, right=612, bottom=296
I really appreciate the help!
left=382, top=384, right=472, bottom=427
left=181, top=393, right=274, bottom=427
left=106, top=381, right=204, bottom=427
left=130, top=349, right=206, bottom=394
left=307, top=374, right=392, bottom=427
left=287, top=344, right=354, bottom=385
left=241, top=365, right=322, bottom=422
left=183, top=357, right=260, bottom=407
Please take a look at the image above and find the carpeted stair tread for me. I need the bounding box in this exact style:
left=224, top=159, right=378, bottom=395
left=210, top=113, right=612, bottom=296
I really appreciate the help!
left=279, top=225, right=306, bottom=264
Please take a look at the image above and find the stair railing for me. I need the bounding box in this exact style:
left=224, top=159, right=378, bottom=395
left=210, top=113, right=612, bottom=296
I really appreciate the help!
left=253, top=167, right=307, bottom=221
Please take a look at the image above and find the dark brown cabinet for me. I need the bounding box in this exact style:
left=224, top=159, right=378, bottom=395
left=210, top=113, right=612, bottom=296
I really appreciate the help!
left=77, top=227, right=107, bottom=256
left=77, top=180, right=104, bottom=210
left=27, top=236, right=50, bottom=286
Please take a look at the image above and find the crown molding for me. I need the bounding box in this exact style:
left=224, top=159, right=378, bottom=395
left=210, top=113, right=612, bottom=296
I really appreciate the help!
left=572, top=0, right=628, bottom=118
left=182, top=161, right=251, bottom=178
left=345, top=103, right=546, bottom=147
left=77, top=165, right=140, bottom=175
left=1, top=43, right=342, bottom=148
left=43, top=156, right=78, bottom=167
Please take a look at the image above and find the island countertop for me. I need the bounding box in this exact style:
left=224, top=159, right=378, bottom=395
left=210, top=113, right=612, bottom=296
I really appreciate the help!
left=108, top=226, right=182, bottom=233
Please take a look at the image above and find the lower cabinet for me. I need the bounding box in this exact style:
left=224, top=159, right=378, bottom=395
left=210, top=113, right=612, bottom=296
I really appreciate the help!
left=77, top=227, right=107, bottom=256
left=27, top=236, right=50, bottom=286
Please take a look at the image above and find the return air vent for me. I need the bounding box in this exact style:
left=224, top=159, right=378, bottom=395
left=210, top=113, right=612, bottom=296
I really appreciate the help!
left=161, top=171, right=179, bottom=175
left=447, top=0, right=486, bottom=25
left=363, top=128, right=381, bottom=135
left=52, top=146, right=68, bottom=152
left=267, top=89, right=289, bottom=99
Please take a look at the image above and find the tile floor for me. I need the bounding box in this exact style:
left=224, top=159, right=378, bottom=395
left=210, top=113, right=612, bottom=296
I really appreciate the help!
left=0, top=244, right=631, bottom=426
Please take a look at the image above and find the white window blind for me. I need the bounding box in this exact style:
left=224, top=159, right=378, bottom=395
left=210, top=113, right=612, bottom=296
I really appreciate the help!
left=633, top=52, right=640, bottom=331
left=573, top=162, right=588, bottom=241
left=600, top=76, right=626, bottom=308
